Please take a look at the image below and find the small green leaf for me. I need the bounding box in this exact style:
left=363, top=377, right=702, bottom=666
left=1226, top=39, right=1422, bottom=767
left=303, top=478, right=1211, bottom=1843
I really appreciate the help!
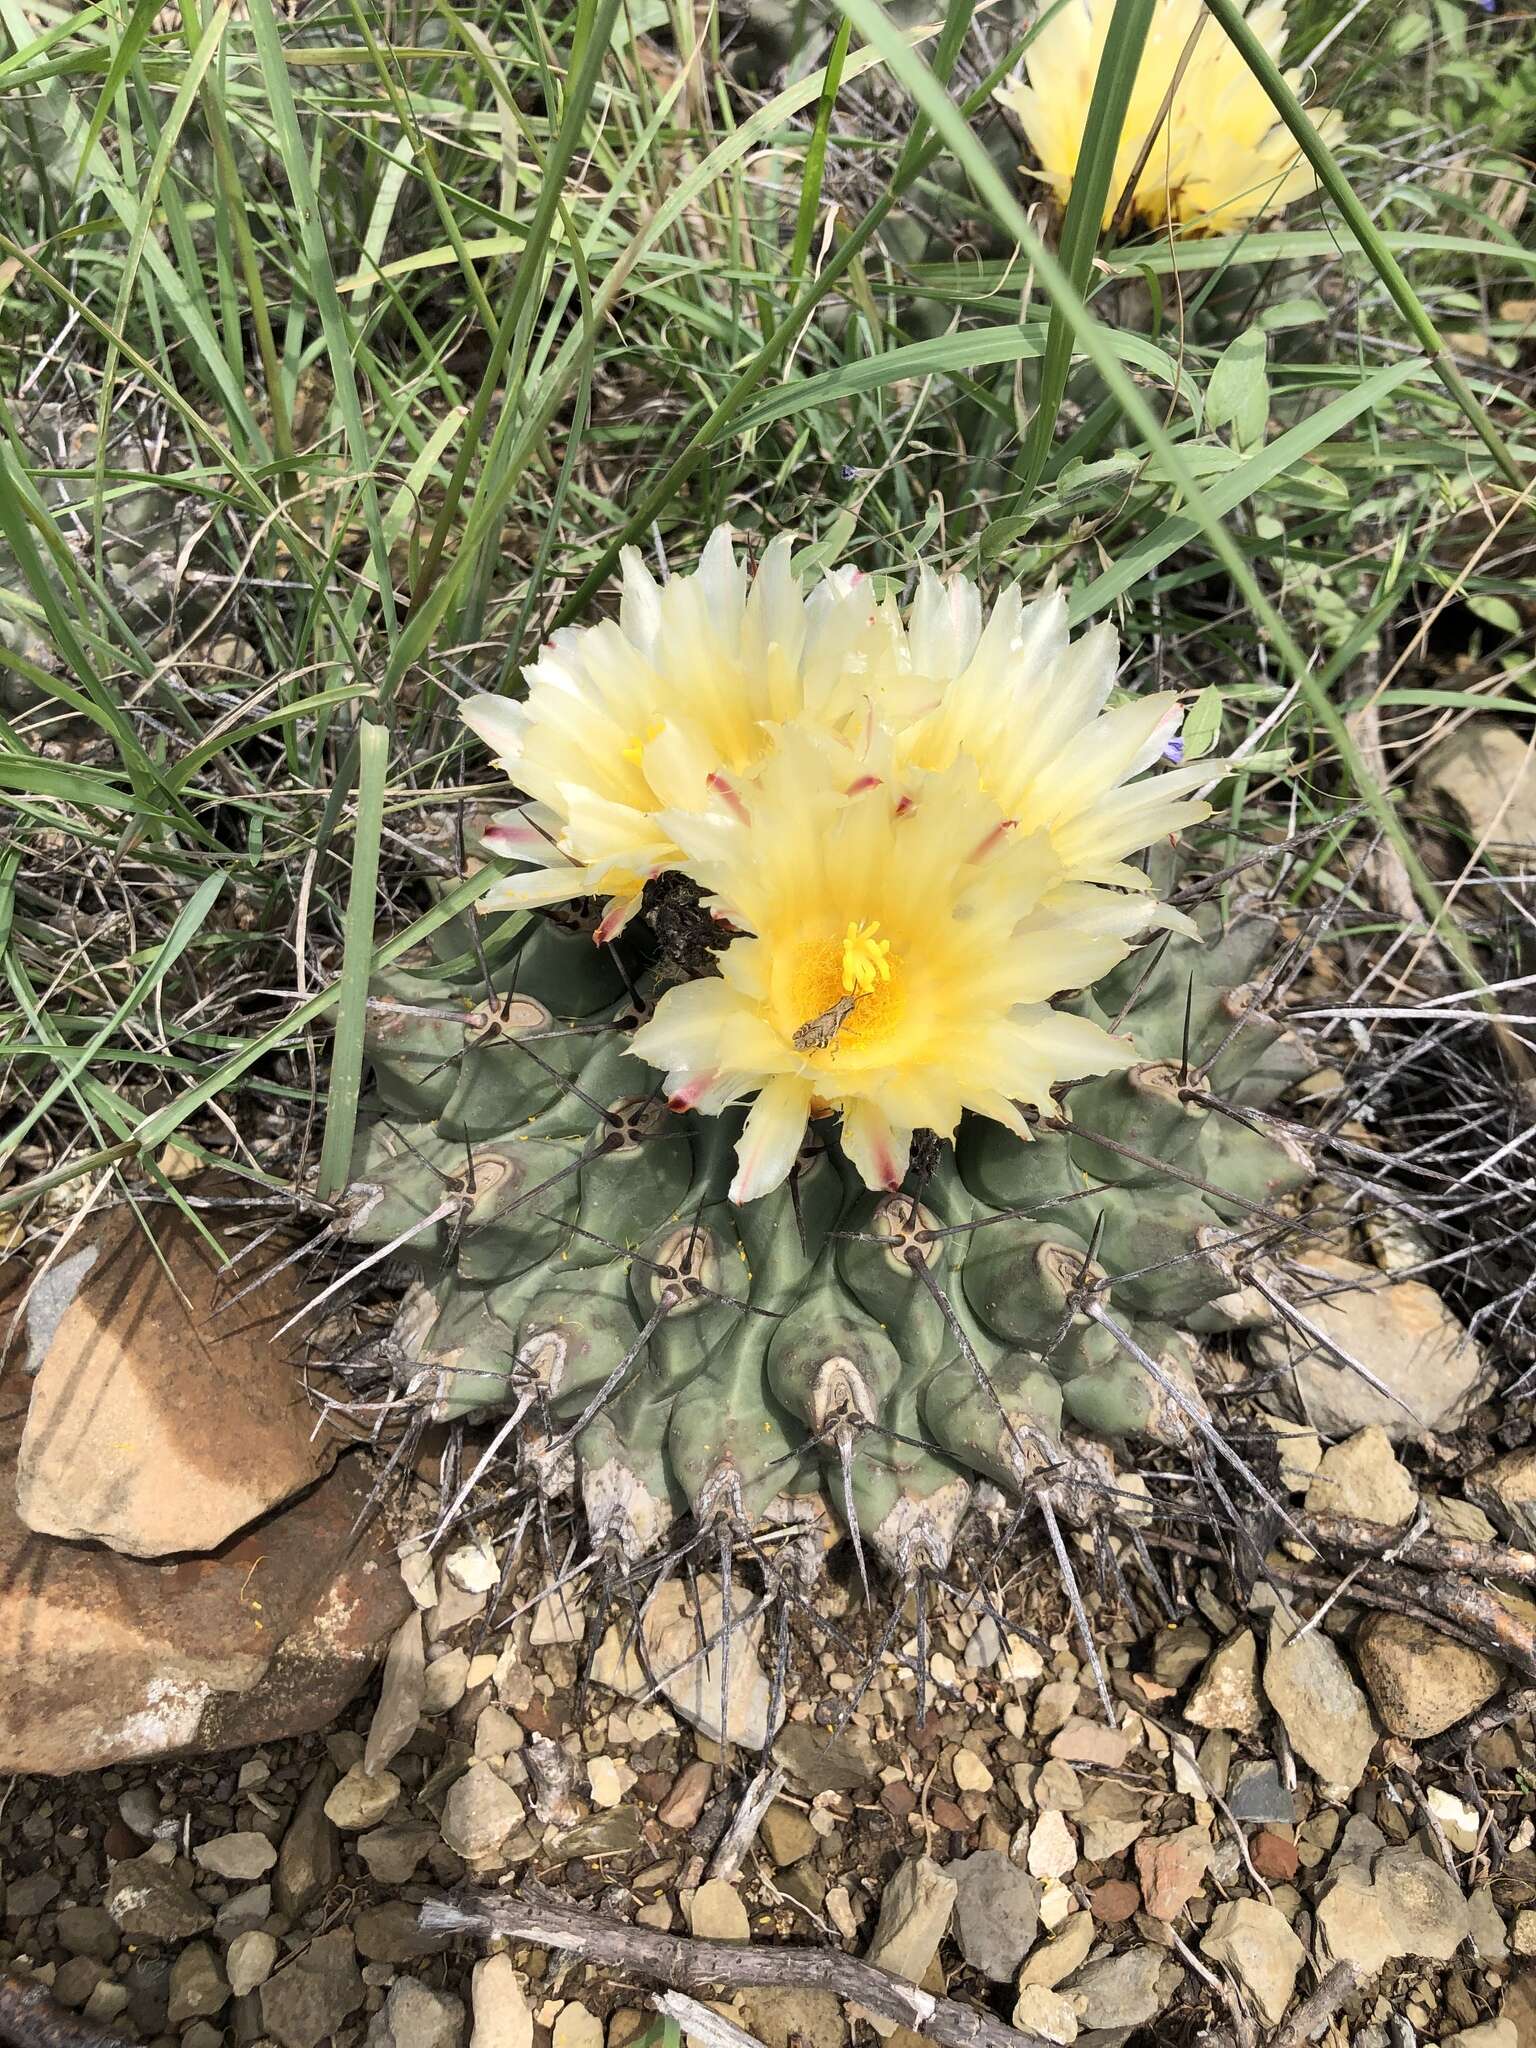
left=1057, top=452, right=1139, bottom=503
left=1206, top=330, right=1270, bottom=451
left=1258, top=296, right=1327, bottom=331
left=1181, top=686, right=1224, bottom=761
left=1389, top=10, right=1429, bottom=53
left=1468, top=594, right=1522, bottom=635
left=792, top=511, right=858, bottom=581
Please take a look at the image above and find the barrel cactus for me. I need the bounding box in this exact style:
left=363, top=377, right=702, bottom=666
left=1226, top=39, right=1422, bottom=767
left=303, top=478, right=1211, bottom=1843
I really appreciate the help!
left=343, top=533, right=1313, bottom=1589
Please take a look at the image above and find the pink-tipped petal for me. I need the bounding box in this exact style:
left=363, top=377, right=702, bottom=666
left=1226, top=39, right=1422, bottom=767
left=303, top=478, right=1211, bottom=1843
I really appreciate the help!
left=839, top=1100, right=912, bottom=1194
left=728, top=1076, right=815, bottom=1204
left=595, top=892, right=645, bottom=944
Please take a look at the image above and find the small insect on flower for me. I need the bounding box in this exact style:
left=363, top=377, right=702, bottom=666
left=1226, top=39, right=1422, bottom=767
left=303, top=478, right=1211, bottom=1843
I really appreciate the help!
left=792, top=992, right=859, bottom=1054
left=995, top=0, right=1344, bottom=236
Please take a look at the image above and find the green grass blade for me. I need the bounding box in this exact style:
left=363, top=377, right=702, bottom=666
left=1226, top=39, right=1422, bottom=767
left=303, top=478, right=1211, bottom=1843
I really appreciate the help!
left=1016, top=0, right=1155, bottom=493
left=314, top=718, right=390, bottom=1203
left=788, top=16, right=851, bottom=285
left=71, top=0, right=161, bottom=191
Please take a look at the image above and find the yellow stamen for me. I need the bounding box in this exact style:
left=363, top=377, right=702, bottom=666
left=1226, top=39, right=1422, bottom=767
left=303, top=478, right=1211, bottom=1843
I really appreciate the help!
left=621, top=716, right=665, bottom=766
left=841, top=920, right=892, bottom=996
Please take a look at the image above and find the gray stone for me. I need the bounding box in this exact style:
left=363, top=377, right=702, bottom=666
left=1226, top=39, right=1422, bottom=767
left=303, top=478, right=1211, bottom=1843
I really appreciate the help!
left=213, top=1883, right=271, bottom=1937
left=358, top=1823, right=438, bottom=1885
left=365, top=1611, right=426, bottom=1777
left=355, top=1900, right=456, bottom=1965
left=56, top=1905, right=118, bottom=1961
left=643, top=1575, right=782, bottom=1752
left=951, top=1850, right=1041, bottom=1983
left=1228, top=1760, right=1294, bottom=1825
left=440, top=1763, right=525, bottom=1863
left=1076, top=1782, right=1146, bottom=1863
left=1372, top=1843, right=1472, bottom=1961
left=194, top=1830, right=278, bottom=1881
left=367, top=1977, right=465, bottom=2048
left=760, top=1801, right=817, bottom=1867
left=5, top=1871, right=60, bottom=1919
left=1149, top=1622, right=1211, bottom=1690
left=227, top=1930, right=279, bottom=1999
left=1202, top=1899, right=1304, bottom=2025
left=119, top=1950, right=173, bottom=2035
left=1354, top=1614, right=1503, bottom=1739
left=1262, top=1612, right=1374, bottom=1796
left=274, top=1764, right=340, bottom=1916
left=260, top=1930, right=364, bottom=2048
left=1253, top=1254, right=1490, bottom=1443
left=117, top=1785, right=165, bottom=1840
left=1066, top=1946, right=1182, bottom=2033
left=105, top=1855, right=212, bottom=1940
left=52, top=1958, right=108, bottom=2010
left=167, top=1943, right=228, bottom=2025
left=1332, top=1813, right=1386, bottom=1873
left=773, top=1721, right=878, bottom=1792
left=1469, top=1887, right=1508, bottom=1962
left=81, top=1982, right=129, bottom=2027
left=864, top=1855, right=957, bottom=2027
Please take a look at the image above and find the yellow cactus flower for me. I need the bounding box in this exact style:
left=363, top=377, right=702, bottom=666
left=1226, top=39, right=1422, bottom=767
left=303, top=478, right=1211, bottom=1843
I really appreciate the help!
left=996, top=0, right=1343, bottom=234
left=628, top=730, right=1158, bottom=1203
left=876, top=574, right=1215, bottom=899
left=461, top=530, right=886, bottom=938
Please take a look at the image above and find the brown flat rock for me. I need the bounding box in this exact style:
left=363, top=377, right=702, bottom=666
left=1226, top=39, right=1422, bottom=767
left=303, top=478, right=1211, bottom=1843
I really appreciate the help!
left=16, top=1204, right=338, bottom=1557
left=0, top=1376, right=409, bottom=1774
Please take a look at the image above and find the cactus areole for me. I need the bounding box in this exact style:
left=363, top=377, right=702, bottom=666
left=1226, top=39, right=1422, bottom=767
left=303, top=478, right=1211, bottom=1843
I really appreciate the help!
left=346, top=534, right=1312, bottom=1577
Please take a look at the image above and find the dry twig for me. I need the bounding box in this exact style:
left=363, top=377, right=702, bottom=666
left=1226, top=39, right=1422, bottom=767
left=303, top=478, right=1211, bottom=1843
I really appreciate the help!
left=420, top=1884, right=1052, bottom=2048
left=1269, top=1962, right=1364, bottom=2048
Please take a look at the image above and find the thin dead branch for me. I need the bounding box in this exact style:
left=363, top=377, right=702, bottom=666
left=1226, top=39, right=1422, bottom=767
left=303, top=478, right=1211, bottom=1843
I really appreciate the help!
left=419, top=1884, right=1053, bottom=2048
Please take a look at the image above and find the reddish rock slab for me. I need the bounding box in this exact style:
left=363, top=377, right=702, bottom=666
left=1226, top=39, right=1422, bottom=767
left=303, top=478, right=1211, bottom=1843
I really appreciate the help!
left=16, top=1204, right=339, bottom=1558
left=1134, top=1826, right=1212, bottom=1922
left=0, top=1376, right=409, bottom=1774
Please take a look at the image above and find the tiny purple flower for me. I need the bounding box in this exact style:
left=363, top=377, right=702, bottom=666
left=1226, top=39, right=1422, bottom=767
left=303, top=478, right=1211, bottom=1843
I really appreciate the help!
left=1162, top=733, right=1185, bottom=765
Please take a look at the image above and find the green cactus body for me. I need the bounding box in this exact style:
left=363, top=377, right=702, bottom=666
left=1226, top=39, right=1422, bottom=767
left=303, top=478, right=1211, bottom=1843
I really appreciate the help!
left=344, top=885, right=1313, bottom=1576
